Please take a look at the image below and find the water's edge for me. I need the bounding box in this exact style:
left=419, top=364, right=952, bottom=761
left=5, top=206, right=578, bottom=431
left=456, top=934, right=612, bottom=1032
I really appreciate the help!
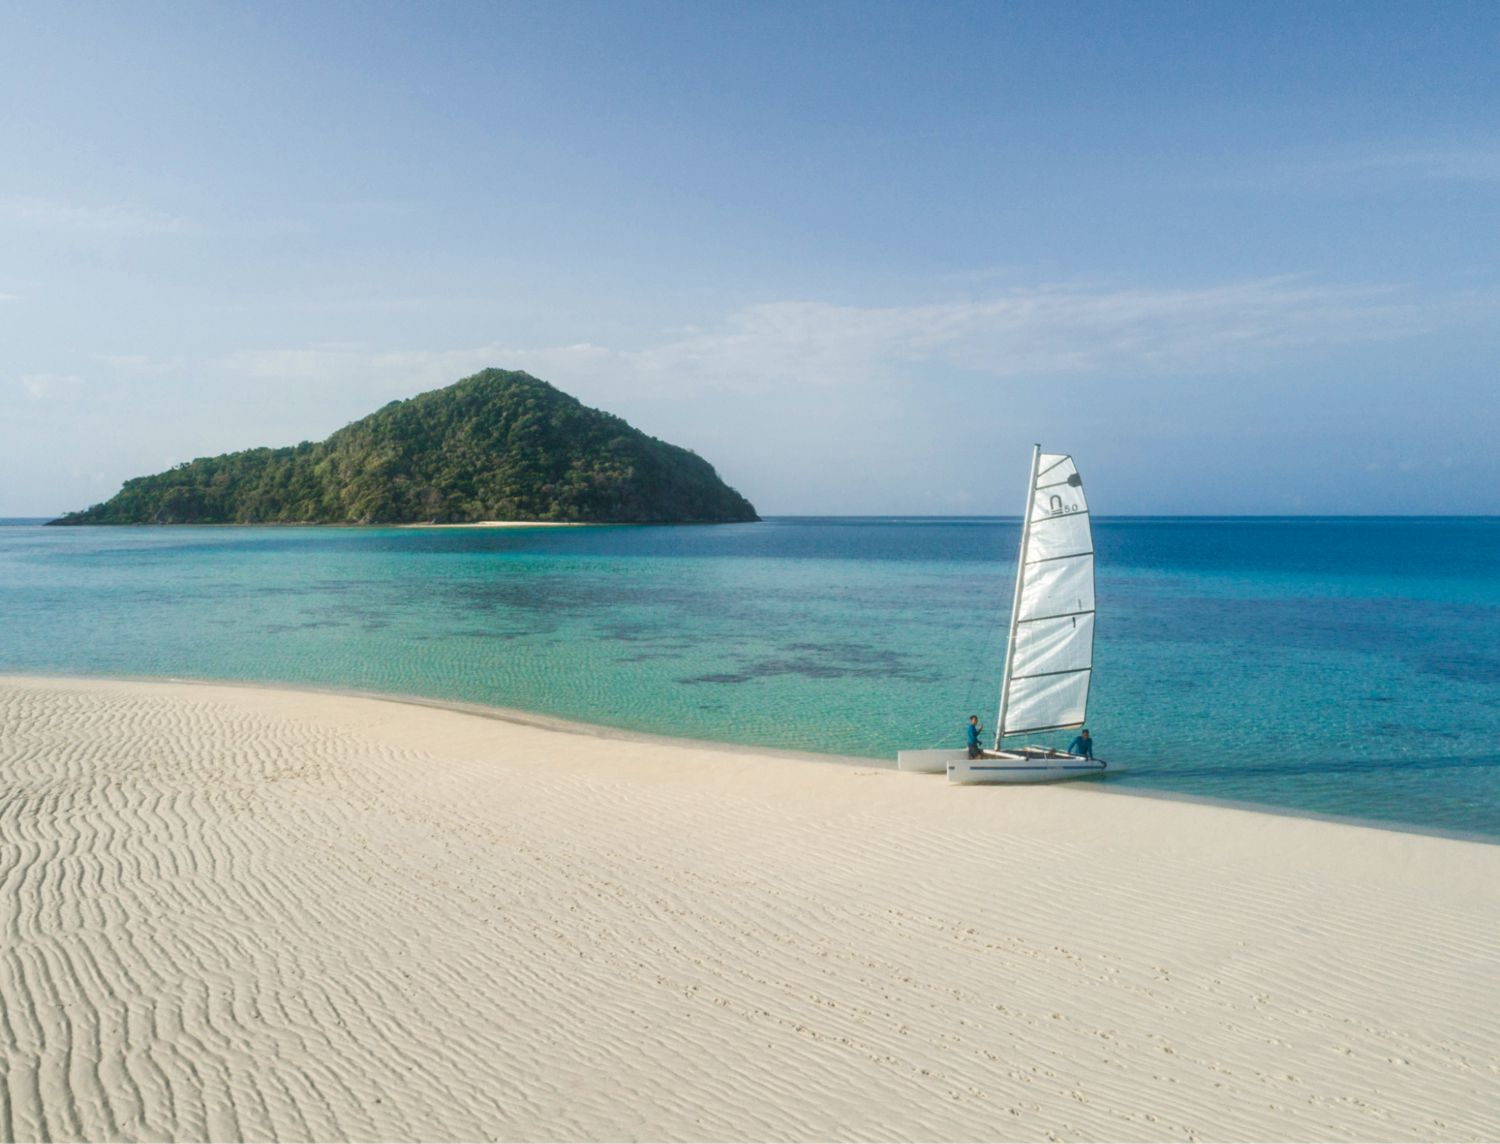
left=9, top=668, right=1494, bottom=848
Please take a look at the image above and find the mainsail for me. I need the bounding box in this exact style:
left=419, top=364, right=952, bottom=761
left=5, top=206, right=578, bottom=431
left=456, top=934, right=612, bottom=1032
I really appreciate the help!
left=996, top=450, right=1095, bottom=743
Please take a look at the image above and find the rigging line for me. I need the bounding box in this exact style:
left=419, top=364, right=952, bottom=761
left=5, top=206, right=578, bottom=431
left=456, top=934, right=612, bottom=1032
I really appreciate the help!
left=996, top=445, right=1042, bottom=750
left=925, top=575, right=1007, bottom=749
left=958, top=604, right=1007, bottom=736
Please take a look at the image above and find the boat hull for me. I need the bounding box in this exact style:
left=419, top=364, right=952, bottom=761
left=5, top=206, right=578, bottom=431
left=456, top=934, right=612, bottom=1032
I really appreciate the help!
left=947, top=748, right=1112, bottom=784
left=896, top=748, right=968, bottom=774
left=899, top=747, right=1117, bottom=783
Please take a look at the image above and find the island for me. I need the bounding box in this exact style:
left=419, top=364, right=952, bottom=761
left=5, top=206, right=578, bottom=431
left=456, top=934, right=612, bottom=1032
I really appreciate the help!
left=50, top=369, right=759, bottom=525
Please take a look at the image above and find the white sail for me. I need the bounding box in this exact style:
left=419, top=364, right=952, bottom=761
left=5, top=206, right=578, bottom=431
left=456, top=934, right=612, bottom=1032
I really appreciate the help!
left=999, top=452, right=1094, bottom=738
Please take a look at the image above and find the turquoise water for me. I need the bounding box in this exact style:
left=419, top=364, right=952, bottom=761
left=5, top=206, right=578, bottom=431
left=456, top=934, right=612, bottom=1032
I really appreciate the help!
left=2, top=517, right=1498, bottom=839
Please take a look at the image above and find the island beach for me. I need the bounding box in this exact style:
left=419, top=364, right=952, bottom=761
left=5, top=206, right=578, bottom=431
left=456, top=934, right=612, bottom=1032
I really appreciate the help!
left=395, top=520, right=605, bottom=528
left=3, top=675, right=1497, bottom=1142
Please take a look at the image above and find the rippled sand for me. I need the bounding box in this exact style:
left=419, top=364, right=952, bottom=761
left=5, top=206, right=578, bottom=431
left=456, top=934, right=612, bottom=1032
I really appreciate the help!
left=2, top=675, right=1497, bottom=1142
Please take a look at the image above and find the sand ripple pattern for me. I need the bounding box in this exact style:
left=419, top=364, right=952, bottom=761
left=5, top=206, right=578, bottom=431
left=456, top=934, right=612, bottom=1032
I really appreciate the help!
left=2, top=676, right=1499, bottom=1142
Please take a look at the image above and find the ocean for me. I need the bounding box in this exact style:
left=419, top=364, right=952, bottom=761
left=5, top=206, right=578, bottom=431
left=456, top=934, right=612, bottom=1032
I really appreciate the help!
left=2, top=516, right=1497, bottom=840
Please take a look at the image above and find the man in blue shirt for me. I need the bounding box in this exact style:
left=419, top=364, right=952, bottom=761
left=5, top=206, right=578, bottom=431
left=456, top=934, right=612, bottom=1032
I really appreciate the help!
left=1068, top=729, right=1093, bottom=758
left=966, top=715, right=982, bottom=759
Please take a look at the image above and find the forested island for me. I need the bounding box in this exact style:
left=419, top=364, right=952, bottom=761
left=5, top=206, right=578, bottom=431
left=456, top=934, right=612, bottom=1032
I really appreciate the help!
left=51, top=369, right=759, bottom=525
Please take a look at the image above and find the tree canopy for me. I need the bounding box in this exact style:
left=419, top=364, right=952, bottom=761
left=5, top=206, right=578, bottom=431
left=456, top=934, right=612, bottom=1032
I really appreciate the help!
left=52, top=369, right=759, bottom=525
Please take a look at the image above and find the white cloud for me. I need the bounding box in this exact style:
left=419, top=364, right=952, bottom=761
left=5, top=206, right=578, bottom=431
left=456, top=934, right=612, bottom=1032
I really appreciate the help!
left=629, top=277, right=1426, bottom=386
left=209, top=275, right=1447, bottom=402
left=216, top=345, right=510, bottom=390
left=18, top=372, right=80, bottom=399
left=96, top=353, right=187, bottom=375
left=0, top=196, right=188, bottom=236
left=1223, top=143, right=1500, bottom=193
left=1322, top=147, right=1500, bottom=183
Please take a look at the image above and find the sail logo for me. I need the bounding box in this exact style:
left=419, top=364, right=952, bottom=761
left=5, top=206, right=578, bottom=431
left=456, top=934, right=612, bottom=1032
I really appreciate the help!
left=1047, top=494, right=1081, bottom=516
left=1045, top=474, right=1085, bottom=516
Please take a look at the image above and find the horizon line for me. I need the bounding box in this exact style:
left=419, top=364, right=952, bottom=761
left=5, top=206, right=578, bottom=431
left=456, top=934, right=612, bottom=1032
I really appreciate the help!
left=4, top=513, right=1500, bottom=524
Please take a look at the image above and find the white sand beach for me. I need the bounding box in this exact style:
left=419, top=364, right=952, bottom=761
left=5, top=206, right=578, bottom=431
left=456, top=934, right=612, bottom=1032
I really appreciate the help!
left=395, top=521, right=604, bottom=529
left=2, top=675, right=1497, bottom=1142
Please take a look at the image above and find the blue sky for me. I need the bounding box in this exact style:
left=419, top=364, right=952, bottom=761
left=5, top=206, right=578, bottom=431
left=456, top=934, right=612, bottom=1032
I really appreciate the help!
left=3, top=0, right=1498, bottom=515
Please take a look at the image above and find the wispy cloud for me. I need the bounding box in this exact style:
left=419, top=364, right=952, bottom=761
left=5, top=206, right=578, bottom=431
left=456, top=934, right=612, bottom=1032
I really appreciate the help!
left=216, top=345, right=508, bottom=390
left=619, top=277, right=1434, bottom=387
left=95, top=353, right=187, bottom=375
left=1220, top=142, right=1500, bottom=193
left=205, top=274, right=1471, bottom=402
left=0, top=196, right=188, bottom=236
left=1314, top=146, right=1500, bottom=183
left=18, top=373, right=81, bottom=399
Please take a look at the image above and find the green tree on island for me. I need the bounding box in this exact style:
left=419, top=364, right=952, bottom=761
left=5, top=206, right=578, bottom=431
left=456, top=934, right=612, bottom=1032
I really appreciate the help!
left=52, top=370, right=759, bottom=526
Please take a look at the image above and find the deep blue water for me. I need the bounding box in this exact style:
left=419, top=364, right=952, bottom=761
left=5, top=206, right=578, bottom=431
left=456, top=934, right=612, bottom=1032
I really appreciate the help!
left=2, top=517, right=1497, bottom=839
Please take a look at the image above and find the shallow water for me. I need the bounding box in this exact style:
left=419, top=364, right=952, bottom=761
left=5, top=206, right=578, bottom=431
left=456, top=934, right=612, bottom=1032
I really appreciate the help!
left=2, top=516, right=1498, bottom=839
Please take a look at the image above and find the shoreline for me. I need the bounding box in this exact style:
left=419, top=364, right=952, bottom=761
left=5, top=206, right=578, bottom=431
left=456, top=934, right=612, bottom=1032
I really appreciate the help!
left=4, top=667, right=1492, bottom=847
left=395, top=519, right=608, bottom=528
left=0, top=669, right=879, bottom=768
left=36, top=519, right=617, bottom=529
left=30, top=518, right=742, bottom=529
left=4, top=673, right=1499, bottom=1140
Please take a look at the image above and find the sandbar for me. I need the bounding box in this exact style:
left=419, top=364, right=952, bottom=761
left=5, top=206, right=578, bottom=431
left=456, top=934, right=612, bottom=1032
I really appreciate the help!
left=2, top=675, right=1497, bottom=1141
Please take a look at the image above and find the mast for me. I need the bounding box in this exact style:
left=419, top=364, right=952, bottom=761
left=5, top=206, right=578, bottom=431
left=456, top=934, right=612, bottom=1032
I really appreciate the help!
left=994, top=443, right=1041, bottom=751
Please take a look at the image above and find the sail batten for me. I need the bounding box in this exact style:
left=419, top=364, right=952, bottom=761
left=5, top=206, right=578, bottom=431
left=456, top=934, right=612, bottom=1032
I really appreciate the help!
left=1016, top=609, right=1092, bottom=624
left=1027, top=550, right=1095, bottom=565
left=999, top=450, right=1095, bottom=740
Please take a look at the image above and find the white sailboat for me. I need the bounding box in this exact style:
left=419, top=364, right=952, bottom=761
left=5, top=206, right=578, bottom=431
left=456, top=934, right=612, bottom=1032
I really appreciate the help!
left=898, top=446, right=1115, bottom=783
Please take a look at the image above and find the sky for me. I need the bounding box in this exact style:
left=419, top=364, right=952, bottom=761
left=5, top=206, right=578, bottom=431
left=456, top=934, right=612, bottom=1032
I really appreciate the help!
left=3, top=0, right=1498, bottom=516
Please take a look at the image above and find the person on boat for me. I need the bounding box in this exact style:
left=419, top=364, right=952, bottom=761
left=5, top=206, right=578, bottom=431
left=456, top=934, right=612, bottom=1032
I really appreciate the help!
left=966, top=715, right=982, bottom=759
left=1068, top=729, right=1093, bottom=758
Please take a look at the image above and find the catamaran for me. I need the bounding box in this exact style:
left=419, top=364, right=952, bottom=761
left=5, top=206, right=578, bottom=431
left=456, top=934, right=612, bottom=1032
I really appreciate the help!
left=899, top=446, right=1115, bottom=783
